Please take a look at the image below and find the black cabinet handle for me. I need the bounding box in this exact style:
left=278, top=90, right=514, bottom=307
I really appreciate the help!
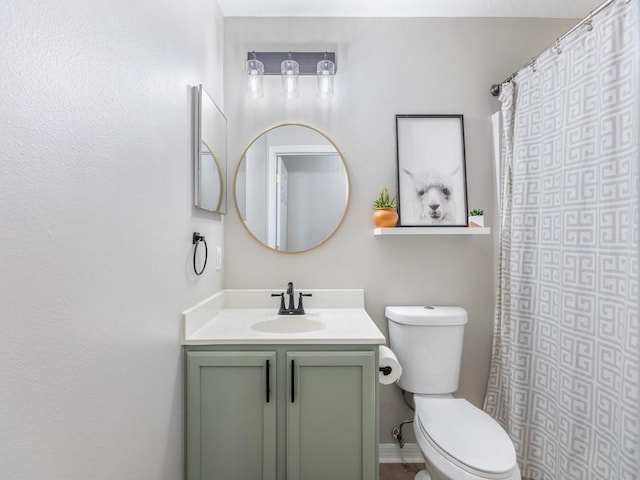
left=291, top=359, right=295, bottom=403
left=266, top=360, right=271, bottom=403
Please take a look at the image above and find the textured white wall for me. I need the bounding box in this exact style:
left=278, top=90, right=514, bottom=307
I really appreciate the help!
left=0, top=0, right=224, bottom=478
left=223, top=16, right=575, bottom=443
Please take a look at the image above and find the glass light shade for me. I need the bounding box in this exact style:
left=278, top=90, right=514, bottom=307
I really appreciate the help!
left=281, top=59, right=299, bottom=98
left=246, top=59, right=264, bottom=98
left=316, top=59, right=335, bottom=98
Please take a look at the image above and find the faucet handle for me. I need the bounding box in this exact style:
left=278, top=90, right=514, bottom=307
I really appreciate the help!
left=296, top=292, right=312, bottom=314
left=271, top=292, right=286, bottom=314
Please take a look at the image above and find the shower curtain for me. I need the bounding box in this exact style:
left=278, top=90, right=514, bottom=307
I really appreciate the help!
left=484, top=1, right=640, bottom=479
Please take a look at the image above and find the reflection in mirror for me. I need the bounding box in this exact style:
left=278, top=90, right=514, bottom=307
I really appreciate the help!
left=192, top=85, right=227, bottom=213
left=235, top=124, right=349, bottom=253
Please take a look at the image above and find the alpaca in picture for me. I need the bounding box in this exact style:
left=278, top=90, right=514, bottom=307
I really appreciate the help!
left=402, top=166, right=460, bottom=224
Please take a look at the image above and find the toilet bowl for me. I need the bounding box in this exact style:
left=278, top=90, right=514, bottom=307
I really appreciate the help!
left=413, top=396, right=520, bottom=480
left=385, top=306, right=521, bottom=480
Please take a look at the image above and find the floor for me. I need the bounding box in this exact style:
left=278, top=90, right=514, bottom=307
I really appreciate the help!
left=379, top=463, right=426, bottom=480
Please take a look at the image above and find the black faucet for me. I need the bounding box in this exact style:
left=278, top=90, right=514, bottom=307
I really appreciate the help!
left=286, top=282, right=295, bottom=312
left=271, top=282, right=312, bottom=315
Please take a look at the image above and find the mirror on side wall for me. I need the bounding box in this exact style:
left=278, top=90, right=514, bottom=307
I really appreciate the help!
left=234, top=124, right=349, bottom=253
left=192, top=85, right=227, bottom=214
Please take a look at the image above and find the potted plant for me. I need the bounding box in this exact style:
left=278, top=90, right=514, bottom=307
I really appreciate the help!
left=468, top=209, right=484, bottom=228
left=373, top=188, right=398, bottom=228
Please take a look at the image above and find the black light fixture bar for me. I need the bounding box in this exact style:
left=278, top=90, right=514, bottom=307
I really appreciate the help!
left=247, top=52, right=337, bottom=75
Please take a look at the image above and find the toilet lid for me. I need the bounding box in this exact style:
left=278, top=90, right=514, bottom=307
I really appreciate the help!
left=416, top=398, right=516, bottom=475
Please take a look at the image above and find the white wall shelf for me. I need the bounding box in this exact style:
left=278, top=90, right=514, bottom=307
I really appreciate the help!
left=373, top=227, right=491, bottom=236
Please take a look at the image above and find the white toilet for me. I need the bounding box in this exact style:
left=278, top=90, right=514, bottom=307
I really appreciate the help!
left=386, top=306, right=521, bottom=480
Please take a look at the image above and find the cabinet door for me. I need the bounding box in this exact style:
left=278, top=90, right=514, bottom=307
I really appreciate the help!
left=286, top=351, right=376, bottom=480
left=186, top=351, right=276, bottom=480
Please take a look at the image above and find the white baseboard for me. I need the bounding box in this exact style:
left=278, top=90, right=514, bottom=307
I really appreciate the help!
left=379, top=443, right=424, bottom=463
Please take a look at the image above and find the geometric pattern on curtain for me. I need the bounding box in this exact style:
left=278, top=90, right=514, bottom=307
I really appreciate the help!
left=484, top=1, right=640, bottom=479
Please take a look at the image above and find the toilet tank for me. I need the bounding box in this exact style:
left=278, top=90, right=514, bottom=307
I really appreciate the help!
left=386, top=306, right=467, bottom=394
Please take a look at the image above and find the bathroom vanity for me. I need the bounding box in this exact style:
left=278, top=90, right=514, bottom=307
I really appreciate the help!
left=182, top=289, right=385, bottom=480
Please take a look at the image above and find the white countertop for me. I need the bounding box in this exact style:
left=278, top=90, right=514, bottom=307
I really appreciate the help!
left=182, top=289, right=386, bottom=345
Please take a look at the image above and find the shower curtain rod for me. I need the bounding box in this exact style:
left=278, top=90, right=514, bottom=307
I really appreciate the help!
left=489, top=0, right=616, bottom=96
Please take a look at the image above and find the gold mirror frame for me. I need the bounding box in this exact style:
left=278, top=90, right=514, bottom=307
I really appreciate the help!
left=201, top=139, right=224, bottom=212
left=234, top=123, right=350, bottom=253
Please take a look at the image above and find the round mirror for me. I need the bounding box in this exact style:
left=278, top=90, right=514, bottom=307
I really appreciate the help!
left=234, top=124, right=349, bottom=253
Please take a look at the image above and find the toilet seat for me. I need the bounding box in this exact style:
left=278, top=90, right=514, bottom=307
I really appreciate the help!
left=415, top=397, right=518, bottom=479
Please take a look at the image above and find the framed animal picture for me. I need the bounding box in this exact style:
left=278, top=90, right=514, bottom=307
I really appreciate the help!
left=395, top=114, right=469, bottom=227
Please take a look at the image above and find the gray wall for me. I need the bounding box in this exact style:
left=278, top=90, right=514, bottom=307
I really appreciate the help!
left=224, top=16, right=574, bottom=443
left=0, top=0, right=224, bottom=477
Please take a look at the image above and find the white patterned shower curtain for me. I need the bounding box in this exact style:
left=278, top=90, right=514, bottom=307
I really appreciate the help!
left=484, top=1, right=640, bottom=479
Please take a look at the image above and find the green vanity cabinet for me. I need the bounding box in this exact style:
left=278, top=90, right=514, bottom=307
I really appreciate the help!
left=185, top=346, right=378, bottom=480
left=286, top=351, right=377, bottom=480
left=186, top=351, right=277, bottom=480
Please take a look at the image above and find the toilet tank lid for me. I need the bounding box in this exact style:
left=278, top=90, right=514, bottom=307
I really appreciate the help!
left=385, top=306, right=467, bottom=326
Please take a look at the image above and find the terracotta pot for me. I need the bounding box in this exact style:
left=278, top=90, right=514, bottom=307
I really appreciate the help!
left=372, top=208, right=398, bottom=228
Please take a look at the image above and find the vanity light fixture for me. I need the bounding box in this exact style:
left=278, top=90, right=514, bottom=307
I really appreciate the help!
left=246, top=51, right=337, bottom=99
left=316, top=53, right=335, bottom=98
left=281, top=53, right=299, bottom=98
left=246, top=52, right=264, bottom=98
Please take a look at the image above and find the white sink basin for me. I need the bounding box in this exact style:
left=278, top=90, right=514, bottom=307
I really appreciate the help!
left=251, top=316, right=325, bottom=334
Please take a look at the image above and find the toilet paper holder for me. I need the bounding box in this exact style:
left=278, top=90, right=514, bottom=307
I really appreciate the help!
left=379, top=366, right=392, bottom=376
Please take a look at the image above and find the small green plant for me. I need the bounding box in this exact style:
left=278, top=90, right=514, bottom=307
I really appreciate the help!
left=373, top=188, right=397, bottom=209
left=469, top=209, right=484, bottom=216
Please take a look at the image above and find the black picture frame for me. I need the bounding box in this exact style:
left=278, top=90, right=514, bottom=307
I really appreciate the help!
left=395, top=114, right=469, bottom=227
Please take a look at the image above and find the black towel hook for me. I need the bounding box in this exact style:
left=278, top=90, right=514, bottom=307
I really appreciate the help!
left=192, top=232, right=208, bottom=276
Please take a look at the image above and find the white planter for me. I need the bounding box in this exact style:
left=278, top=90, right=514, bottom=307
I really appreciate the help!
left=468, top=215, right=484, bottom=228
